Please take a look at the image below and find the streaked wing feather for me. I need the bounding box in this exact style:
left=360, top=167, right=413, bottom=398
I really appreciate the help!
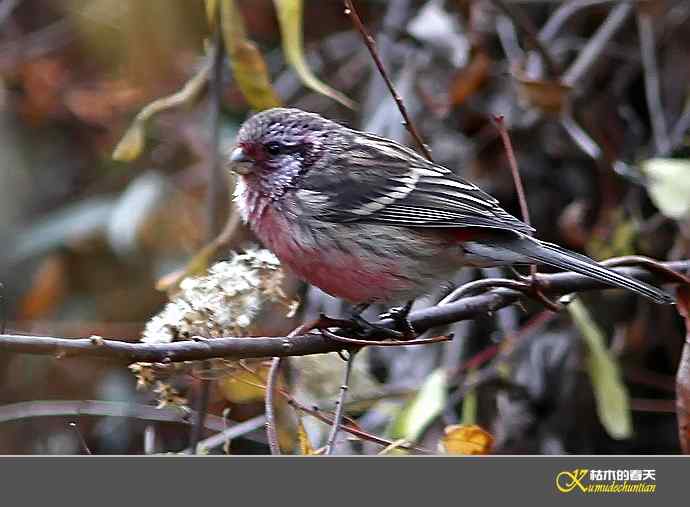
left=299, top=131, right=535, bottom=235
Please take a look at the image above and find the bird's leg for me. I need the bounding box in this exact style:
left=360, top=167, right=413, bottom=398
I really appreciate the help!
left=348, top=303, right=403, bottom=340
left=380, top=300, right=416, bottom=340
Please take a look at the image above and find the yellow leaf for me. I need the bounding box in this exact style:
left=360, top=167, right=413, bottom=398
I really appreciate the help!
left=440, top=424, right=494, bottom=455
left=295, top=412, right=314, bottom=455
left=460, top=369, right=478, bottom=426
left=205, top=0, right=220, bottom=28
left=218, top=364, right=271, bottom=404
left=112, top=120, right=146, bottom=162
left=112, top=59, right=211, bottom=161
left=273, top=0, right=355, bottom=109
left=220, top=0, right=281, bottom=111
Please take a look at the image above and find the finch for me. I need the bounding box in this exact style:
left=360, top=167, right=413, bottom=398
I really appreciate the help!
left=227, top=107, right=673, bottom=309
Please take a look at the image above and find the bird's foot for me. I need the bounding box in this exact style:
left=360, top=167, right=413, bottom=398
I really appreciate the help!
left=379, top=300, right=416, bottom=340
left=350, top=313, right=404, bottom=340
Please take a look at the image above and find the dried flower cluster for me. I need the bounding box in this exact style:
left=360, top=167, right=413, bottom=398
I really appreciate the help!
left=142, top=248, right=292, bottom=344
left=131, top=248, right=296, bottom=409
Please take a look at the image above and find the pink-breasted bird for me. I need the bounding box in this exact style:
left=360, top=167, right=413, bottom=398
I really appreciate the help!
left=227, top=108, right=673, bottom=317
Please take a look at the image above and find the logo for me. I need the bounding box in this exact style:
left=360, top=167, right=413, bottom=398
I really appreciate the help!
left=556, top=469, right=656, bottom=494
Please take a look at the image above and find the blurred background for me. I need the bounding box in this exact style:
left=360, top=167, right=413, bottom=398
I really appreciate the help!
left=0, top=0, right=689, bottom=455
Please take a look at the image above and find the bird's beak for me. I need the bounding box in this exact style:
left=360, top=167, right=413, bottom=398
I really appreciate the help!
left=227, top=146, right=254, bottom=175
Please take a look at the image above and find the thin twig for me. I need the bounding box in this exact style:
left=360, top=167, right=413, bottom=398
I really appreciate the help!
left=264, top=357, right=282, bottom=455
left=488, top=0, right=561, bottom=77
left=68, top=421, right=92, bottom=455
left=602, top=255, right=690, bottom=286
left=539, top=0, right=621, bottom=44
left=325, top=350, right=357, bottom=455
left=492, top=117, right=530, bottom=227
left=0, top=282, right=6, bottom=334
left=440, top=277, right=531, bottom=305
left=670, top=106, right=690, bottom=151
left=343, top=0, right=432, bottom=160
left=636, top=8, right=671, bottom=155
left=285, top=396, right=429, bottom=454
left=265, top=319, right=322, bottom=455
left=562, top=3, right=633, bottom=87
left=492, top=115, right=540, bottom=281
left=321, top=328, right=452, bottom=347
left=195, top=415, right=267, bottom=452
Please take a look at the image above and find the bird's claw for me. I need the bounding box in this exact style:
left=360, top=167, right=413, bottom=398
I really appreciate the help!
left=350, top=314, right=404, bottom=340
left=379, top=300, right=416, bottom=340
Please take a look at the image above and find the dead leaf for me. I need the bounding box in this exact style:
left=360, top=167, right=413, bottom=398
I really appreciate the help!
left=449, top=50, right=491, bottom=107
left=295, top=410, right=315, bottom=455
left=515, top=76, right=572, bottom=116
left=17, top=255, right=68, bottom=320
left=217, top=361, right=278, bottom=404
left=112, top=59, right=211, bottom=161
left=439, top=424, right=494, bottom=455
left=220, top=0, right=281, bottom=111
left=675, top=286, right=690, bottom=454
left=273, top=0, right=355, bottom=109
left=65, top=80, right=143, bottom=126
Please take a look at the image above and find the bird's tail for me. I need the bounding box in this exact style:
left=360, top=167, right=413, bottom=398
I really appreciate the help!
left=480, top=236, right=674, bottom=304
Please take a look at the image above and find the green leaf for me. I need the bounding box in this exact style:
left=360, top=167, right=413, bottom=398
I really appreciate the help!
left=568, top=299, right=632, bottom=440
left=640, top=158, right=690, bottom=220
left=220, top=0, right=282, bottom=111
left=461, top=369, right=478, bottom=426
left=273, top=0, right=355, bottom=109
left=389, top=369, right=447, bottom=442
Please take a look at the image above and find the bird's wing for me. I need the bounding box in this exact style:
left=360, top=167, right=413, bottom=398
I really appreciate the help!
left=297, top=131, right=535, bottom=235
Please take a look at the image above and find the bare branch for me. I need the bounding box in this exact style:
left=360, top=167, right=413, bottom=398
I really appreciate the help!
left=325, top=350, right=357, bottom=455
left=0, top=399, right=235, bottom=433
left=343, top=0, right=433, bottom=160
left=265, top=357, right=282, bottom=455
left=0, top=260, right=687, bottom=363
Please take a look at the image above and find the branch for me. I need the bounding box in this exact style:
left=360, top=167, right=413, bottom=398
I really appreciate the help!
left=0, top=260, right=687, bottom=362
left=0, top=399, right=244, bottom=434
left=324, top=350, right=357, bottom=455
left=637, top=7, right=671, bottom=155
left=489, top=0, right=561, bottom=77
left=190, top=16, right=228, bottom=455
left=343, top=0, right=433, bottom=161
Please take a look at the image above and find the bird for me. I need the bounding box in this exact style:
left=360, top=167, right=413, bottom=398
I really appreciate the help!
left=226, top=107, right=673, bottom=328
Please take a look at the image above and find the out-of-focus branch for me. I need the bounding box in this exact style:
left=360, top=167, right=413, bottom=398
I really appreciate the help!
left=0, top=260, right=687, bottom=362
left=189, top=16, right=228, bottom=455
left=636, top=8, right=670, bottom=155
left=488, top=0, right=561, bottom=77
left=0, top=399, right=242, bottom=433
left=561, top=3, right=633, bottom=87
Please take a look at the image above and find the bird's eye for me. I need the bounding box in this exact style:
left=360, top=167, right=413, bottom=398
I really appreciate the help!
left=264, top=142, right=282, bottom=156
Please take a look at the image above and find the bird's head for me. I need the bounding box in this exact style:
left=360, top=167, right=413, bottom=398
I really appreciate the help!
left=227, top=108, right=342, bottom=198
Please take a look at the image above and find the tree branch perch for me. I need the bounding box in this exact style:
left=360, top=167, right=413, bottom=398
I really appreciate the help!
left=0, top=260, right=687, bottom=363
